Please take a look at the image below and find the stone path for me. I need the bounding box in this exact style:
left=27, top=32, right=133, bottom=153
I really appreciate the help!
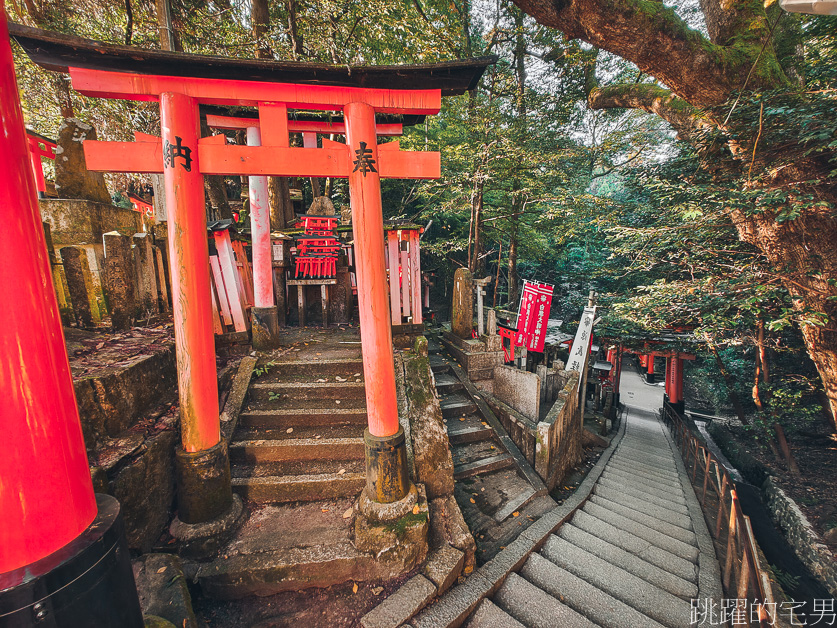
left=415, top=368, right=722, bottom=628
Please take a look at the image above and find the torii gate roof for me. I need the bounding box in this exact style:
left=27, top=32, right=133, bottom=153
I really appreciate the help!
left=10, top=23, right=495, bottom=96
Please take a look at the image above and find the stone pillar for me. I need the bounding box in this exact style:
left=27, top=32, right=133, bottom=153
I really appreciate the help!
left=133, top=233, right=159, bottom=316
left=54, top=118, right=112, bottom=204
left=60, top=245, right=94, bottom=328
left=451, top=267, right=474, bottom=339
left=103, top=231, right=137, bottom=330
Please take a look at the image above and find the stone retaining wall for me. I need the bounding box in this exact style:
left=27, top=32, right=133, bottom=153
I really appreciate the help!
left=763, top=478, right=837, bottom=597
left=535, top=371, right=583, bottom=491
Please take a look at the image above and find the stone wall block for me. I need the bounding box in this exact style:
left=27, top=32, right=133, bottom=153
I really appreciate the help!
left=133, top=233, right=160, bottom=316
left=104, top=231, right=138, bottom=329
left=60, top=245, right=95, bottom=328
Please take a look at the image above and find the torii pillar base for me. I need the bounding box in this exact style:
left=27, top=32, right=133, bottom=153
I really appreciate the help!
left=251, top=306, right=281, bottom=351
left=0, top=494, right=143, bottom=628
left=169, top=441, right=245, bottom=560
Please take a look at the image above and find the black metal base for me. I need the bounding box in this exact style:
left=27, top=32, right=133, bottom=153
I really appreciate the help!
left=175, top=439, right=233, bottom=524
left=0, top=494, right=143, bottom=627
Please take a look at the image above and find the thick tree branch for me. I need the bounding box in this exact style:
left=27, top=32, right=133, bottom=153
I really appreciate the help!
left=512, top=0, right=786, bottom=107
left=588, top=83, right=707, bottom=141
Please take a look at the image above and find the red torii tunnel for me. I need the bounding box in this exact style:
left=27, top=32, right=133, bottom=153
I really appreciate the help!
left=605, top=346, right=695, bottom=410
left=4, top=19, right=493, bottom=623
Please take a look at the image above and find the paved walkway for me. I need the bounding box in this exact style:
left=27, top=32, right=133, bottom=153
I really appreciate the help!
left=461, top=367, right=722, bottom=628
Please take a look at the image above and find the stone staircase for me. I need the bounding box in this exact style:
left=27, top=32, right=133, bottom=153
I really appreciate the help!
left=460, top=407, right=716, bottom=628
left=428, top=341, right=556, bottom=564
left=229, top=356, right=367, bottom=503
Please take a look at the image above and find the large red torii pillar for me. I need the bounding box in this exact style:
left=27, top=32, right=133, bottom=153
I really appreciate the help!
left=68, top=67, right=443, bottom=517
left=0, top=6, right=142, bottom=623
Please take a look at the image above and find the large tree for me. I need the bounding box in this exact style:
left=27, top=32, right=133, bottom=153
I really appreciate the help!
left=512, top=0, right=837, bottom=429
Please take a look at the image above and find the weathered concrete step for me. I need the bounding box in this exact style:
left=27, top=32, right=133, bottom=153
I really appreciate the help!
left=595, top=479, right=690, bottom=516
left=582, top=502, right=698, bottom=562
left=429, top=357, right=449, bottom=374
left=557, top=523, right=698, bottom=599
left=493, top=487, right=536, bottom=523
left=613, top=446, right=676, bottom=466
left=451, top=439, right=504, bottom=467
left=493, top=572, right=597, bottom=628
left=239, top=407, right=368, bottom=428
left=259, top=358, right=364, bottom=378
left=454, top=453, right=514, bottom=480
left=448, top=425, right=494, bottom=445
left=602, top=466, right=683, bottom=495
left=521, top=553, right=666, bottom=628
left=570, top=510, right=697, bottom=582
left=230, top=437, right=365, bottom=463
left=607, top=459, right=680, bottom=483
left=235, top=424, right=362, bottom=442
left=248, top=396, right=368, bottom=411
left=232, top=471, right=365, bottom=503
left=590, top=490, right=694, bottom=531
left=597, top=475, right=688, bottom=509
left=464, top=599, right=526, bottom=628
left=540, top=535, right=692, bottom=628
left=440, top=395, right=478, bottom=418
left=619, top=440, right=673, bottom=457
left=250, top=381, right=366, bottom=401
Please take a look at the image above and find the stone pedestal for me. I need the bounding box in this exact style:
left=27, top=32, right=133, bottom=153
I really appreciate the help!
left=103, top=232, right=138, bottom=330
left=60, top=245, right=94, bottom=328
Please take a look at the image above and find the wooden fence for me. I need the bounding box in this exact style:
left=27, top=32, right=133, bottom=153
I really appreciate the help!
left=663, top=403, right=776, bottom=627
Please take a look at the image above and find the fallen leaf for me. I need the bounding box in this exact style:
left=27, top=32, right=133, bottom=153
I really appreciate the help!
left=490, top=446, right=495, bottom=450
left=317, top=378, right=326, bottom=383
left=337, top=468, right=346, bottom=475
left=335, top=400, right=341, bottom=404
left=286, top=427, right=294, bottom=433
left=321, top=508, right=330, bottom=513
left=354, top=373, right=361, bottom=377
left=315, top=435, right=322, bottom=439
left=469, top=498, right=475, bottom=503
left=343, top=507, right=353, bottom=519
left=156, top=567, right=167, bottom=574
left=336, top=376, right=346, bottom=382
left=412, top=504, right=420, bottom=515
left=352, top=583, right=358, bottom=594
left=459, top=418, right=465, bottom=422
left=316, top=353, right=322, bottom=356
left=512, top=511, right=519, bottom=517
left=372, top=587, right=383, bottom=595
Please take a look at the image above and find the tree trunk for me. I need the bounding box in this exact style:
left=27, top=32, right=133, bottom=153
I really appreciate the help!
left=285, top=0, right=303, bottom=59
left=156, top=0, right=176, bottom=51
left=507, top=6, right=527, bottom=308
left=269, top=176, right=292, bottom=230
left=469, top=180, right=484, bottom=275
left=251, top=0, right=271, bottom=59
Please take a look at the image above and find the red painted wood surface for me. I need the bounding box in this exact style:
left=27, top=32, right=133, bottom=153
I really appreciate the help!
left=0, top=4, right=97, bottom=573
left=345, top=101, right=399, bottom=438
left=161, top=92, right=220, bottom=452
left=206, top=114, right=403, bottom=136
left=26, top=132, right=56, bottom=193
left=68, top=67, right=442, bottom=114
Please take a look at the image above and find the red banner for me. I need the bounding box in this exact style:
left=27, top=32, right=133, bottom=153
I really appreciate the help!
left=515, top=280, right=554, bottom=353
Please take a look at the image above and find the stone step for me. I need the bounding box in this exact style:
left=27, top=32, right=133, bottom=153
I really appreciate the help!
left=493, top=572, right=597, bottom=628
left=259, top=358, right=364, bottom=379
left=440, top=395, right=477, bottom=418
left=464, top=599, right=526, bottom=628
left=231, top=458, right=364, bottom=479
left=597, top=475, right=688, bottom=508
left=595, top=478, right=690, bottom=515
left=540, top=535, right=692, bottom=628
left=232, top=471, right=365, bottom=503
left=247, top=396, right=368, bottom=411
left=235, top=424, right=362, bottom=442
left=448, top=425, right=494, bottom=445
left=520, top=553, right=666, bottom=628
left=589, top=491, right=693, bottom=531
left=618, top=442, right=675, bottom=459
left=239, top=407, right=368, bottom=429
left=250, top=381, right=366, bottom=402
left=435, top=373, right=464, bottom=394
left=581, top=502, right=698, bottom=562
left=602, top=466, right=683, bottom=495
left=229, top=437, right=365, bottom=464
left=451, top=439, right=504, bottom=467
left=493, top=487, right=536, bottom=523
left=570, top=510, right=697, bottom=582
left=453, top=453, right=514, bottom=480
left=557, top=523, right=698, bottom=599
left=611, top=451, right=677, bottom=472
left=607, top=459, right=680, bottom=484
left=194, top=499, right=398, bottom=599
